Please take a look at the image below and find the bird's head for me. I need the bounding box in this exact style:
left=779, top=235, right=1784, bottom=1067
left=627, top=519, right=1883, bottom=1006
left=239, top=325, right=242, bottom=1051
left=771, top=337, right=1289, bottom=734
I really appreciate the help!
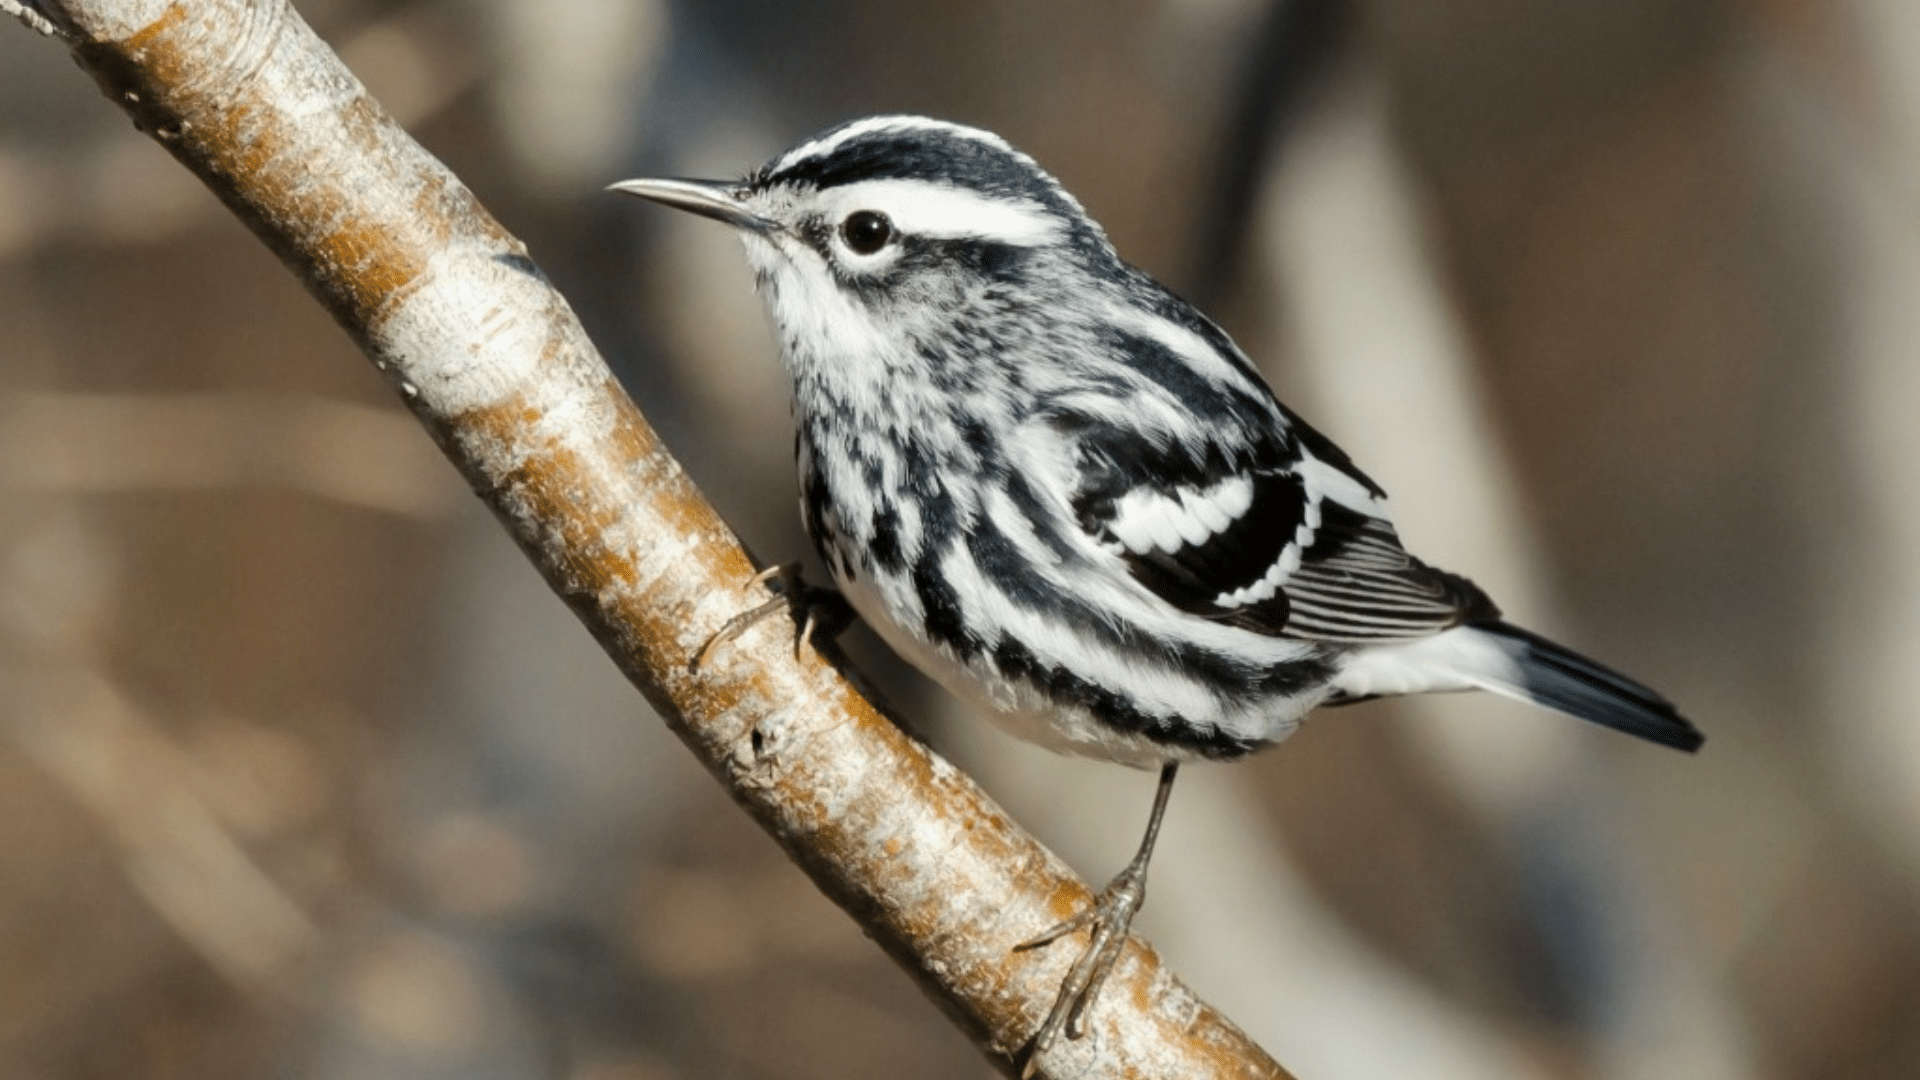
left=613, top=116, right=1118, bottom=389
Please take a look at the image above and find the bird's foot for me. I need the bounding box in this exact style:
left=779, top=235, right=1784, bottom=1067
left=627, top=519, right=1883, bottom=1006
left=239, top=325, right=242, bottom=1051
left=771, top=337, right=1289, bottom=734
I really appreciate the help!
left=691, top=562, right=851, bottom=670
left=1014, top=859, right=1150, bottom=1077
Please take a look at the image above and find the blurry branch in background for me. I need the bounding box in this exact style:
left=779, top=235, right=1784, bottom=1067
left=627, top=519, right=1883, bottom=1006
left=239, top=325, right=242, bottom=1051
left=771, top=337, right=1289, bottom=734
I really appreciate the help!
left=12, top=1, right=1292, bottom=1076
left=1186, top=0, right=1350, bottom=306
left=1, top=0, right=65, bottom=38
left=8, top=659, right=322, bottom=993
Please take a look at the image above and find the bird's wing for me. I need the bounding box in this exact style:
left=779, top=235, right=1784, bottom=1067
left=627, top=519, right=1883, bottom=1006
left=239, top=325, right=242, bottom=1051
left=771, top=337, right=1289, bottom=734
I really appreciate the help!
left=1056, top=408, right=1496, bottom=642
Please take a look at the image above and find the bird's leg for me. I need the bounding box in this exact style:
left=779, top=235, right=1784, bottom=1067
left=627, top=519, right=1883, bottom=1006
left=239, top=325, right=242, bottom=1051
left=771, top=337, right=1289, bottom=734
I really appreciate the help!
left=1016, top=762, right=1179, bottom=1076
left=691, top=562, right=852, bottom=670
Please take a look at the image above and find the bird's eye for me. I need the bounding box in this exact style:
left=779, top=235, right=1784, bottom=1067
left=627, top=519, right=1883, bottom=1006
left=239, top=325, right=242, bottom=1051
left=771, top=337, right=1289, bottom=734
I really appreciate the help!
left=841, top=210, right=894, bottom=255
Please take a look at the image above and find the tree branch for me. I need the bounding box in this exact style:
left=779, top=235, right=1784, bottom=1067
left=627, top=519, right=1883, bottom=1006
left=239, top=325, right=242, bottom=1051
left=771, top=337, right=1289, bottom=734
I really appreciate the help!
left=19, top=1, right=1295, bottom=1075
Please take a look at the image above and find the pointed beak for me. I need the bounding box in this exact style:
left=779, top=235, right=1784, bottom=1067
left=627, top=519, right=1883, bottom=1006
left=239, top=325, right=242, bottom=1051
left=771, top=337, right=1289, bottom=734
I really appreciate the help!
left=608, top=177, right=778, bottom=233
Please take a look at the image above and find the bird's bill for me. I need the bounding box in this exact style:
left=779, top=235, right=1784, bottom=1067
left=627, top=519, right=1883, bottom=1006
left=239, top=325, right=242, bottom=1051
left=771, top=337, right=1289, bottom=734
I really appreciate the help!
left=608, top=177, right=776, bottom=232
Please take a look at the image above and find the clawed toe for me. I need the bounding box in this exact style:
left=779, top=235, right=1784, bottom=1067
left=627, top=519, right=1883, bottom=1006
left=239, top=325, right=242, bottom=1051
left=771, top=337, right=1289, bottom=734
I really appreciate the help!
left=693, top=591, right=791, bottom=670
left=1016, top=764, right=1178, bottom=1078
left=1016, top=866, right=1147, bottom=1076
left=691, top=563, right=853, bottom=670
left=1015, top=905, right=1101, bottom=954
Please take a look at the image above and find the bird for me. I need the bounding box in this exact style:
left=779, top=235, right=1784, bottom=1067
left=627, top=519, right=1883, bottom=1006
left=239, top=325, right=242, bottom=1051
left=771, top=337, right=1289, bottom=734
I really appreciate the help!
left=612, top=114, right=1702, bottom=1072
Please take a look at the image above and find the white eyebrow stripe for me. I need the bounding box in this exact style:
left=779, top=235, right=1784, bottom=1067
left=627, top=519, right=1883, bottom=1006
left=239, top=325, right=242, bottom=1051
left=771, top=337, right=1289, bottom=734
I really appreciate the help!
left=824, top=179, right=1062, bottom=247
left=772, top=116, right=1007, bottom=174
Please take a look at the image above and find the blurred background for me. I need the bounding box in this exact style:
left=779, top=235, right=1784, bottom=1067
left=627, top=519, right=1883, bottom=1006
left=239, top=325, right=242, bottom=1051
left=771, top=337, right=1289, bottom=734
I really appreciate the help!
left=2, top=0, right=1917, bottom=1077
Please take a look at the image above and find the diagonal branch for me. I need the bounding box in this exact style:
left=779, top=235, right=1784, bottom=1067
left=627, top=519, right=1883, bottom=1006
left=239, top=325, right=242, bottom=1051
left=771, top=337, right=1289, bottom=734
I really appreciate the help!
left=19, top=1, right=1296, bottom=1076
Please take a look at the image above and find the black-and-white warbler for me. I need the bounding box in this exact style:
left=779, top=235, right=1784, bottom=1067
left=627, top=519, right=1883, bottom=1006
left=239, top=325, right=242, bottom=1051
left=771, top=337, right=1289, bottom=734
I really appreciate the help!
left=615, top=115, right=1702, bottom=1068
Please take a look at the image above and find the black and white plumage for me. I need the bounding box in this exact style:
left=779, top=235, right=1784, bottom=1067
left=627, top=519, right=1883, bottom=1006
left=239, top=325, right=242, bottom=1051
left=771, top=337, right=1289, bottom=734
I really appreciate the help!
left=614, top=115, right=1701, bottom=1063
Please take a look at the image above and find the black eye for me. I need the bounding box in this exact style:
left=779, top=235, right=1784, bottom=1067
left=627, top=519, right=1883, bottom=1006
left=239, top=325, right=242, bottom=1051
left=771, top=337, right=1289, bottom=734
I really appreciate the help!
left=841, top=210, right=894, bottom=255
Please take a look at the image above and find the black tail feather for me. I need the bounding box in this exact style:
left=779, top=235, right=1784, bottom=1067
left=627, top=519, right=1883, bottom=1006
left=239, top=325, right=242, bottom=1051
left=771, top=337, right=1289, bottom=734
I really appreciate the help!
left=1475, top=621, right=1703, bottom=752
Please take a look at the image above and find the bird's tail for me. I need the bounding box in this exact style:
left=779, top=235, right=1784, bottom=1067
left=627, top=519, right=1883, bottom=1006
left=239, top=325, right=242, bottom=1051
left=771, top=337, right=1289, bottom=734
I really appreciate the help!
left=1329, top=620, right=1703, bottom=752
left=1462, top=621, right=1703, bottom=752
